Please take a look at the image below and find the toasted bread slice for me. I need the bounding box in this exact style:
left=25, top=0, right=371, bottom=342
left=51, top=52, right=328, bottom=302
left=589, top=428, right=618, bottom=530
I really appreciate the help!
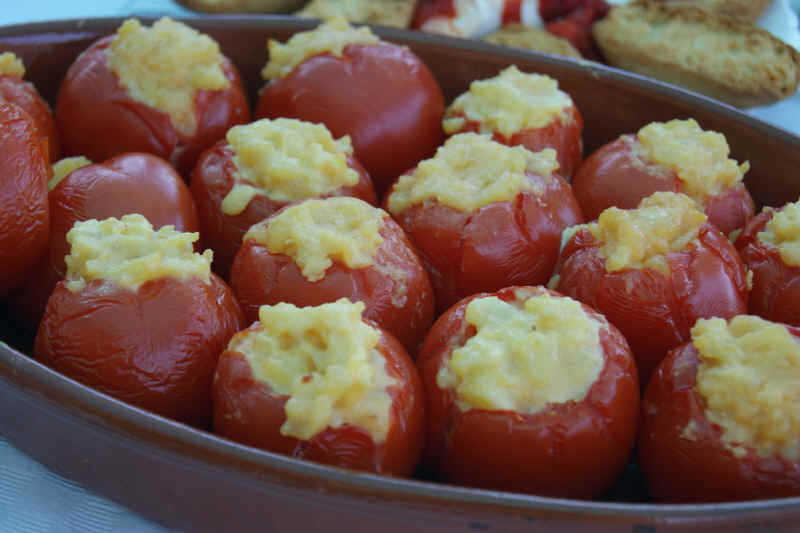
left=485, top=24, right=582, bottom=59
left=178, top=0, right=305, bottom=13
left=593, top=1, right=800, bottom=107
left=654, top=0, right=771, bottom=23
left=295, top=0, right=417, bottom=28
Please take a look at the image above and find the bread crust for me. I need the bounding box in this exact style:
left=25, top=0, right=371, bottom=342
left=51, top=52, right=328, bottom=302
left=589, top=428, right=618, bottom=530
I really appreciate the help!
left=485, top=24, right=582, bottom=59
left=295, top=0, right=417, bottom=28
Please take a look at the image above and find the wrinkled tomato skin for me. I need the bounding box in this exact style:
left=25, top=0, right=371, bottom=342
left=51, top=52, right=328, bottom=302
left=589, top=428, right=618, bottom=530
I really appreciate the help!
left=0, top=102, right=49, bottom=296
left=55, top=36, right=250, bottom=177
left=212, top=322, right=425, bottom=476
left=256, top=44, right=445, bottom=197
left=0, top=74, right=60, bottom=162
left=639, top=339, right=800, bottom=502
left=553, top=224, right=749, bottom=384
left=447, top=105, right=583, bottom=180
left=417, top=286, right=639, bottom=498
left=572, top=137, right=754, bottom=234
left=190, top=141, right=376, bottom=280
left=388, top=171, right=583, bottom=313
left=735, top=209, right=800, bottom=326
left=230, top=215, right=434, bottom=354
left=9, top=153, right=199, bottom=331
left=34, top=275, right=244, bottom=427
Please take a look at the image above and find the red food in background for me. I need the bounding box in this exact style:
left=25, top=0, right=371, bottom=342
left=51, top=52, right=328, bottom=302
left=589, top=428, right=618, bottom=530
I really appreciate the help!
left=0, top=72, right=60, bottom=162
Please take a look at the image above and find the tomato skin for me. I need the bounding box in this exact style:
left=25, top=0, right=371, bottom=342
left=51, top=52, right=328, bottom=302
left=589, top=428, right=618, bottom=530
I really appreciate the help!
left=190, top=141, right=376, bottom=280
left=387, top=171, right=583, bottom=313
left=572, top=136, right=754, bottom=234
left=229, top=213, right=434, bottom=354
left=9, top=153, right=199, bottom=331
left=0, top=102, right=49, bottom=296
left=735, top=209, right=800, bottom=326
left=639, top=339, right=800, bottom=502
left=417, top=285, right=639, bottom=498
left=34, top=275, right=244, bottom=427
left=55, top=36, right=250, bottom=177
left=212, top=322, right=426, bottom=476
left=553, top=223, right=749, bottom=384
left=0, top=74, right=60, bottom=162
left=256, top=44, right=445, bottom=197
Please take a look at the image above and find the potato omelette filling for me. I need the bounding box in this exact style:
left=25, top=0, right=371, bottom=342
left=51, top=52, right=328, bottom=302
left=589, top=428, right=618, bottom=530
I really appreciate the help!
left=48, top=156, right=92, bottom=191
left=220, top=118, right=359, bottom=216
left=437, top=292, right=604, bottom=413
left=227, top=299, right=397, bottom=442
left=262, top=16, right=381, bottom=80
left=757, top=199, right=800, bottom=267
left=442, top=65, right=573, bottom=136
left=104, top=17, right=230, bottom=137
left=386, top=133, right=558, bottom=214
left=692, top=315, right=800, bottom=461
left=245, top=197, right=385, bottom=282
left=64, top=214, right=212, bottom=292
left=0, top=52, right=25, bottom=77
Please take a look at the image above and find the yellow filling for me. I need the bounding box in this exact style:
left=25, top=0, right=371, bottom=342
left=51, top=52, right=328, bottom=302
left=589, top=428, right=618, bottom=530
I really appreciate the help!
left=758, top=200, right=800, bottom=267
left=221, top=118, right=358, bottom=216
left=64, top=214, right=212, bottom=292
left=0, top=52, right=24, bottom=77
left=693, top=315, right=800, bottom=461
left=49, top=156, right=92, bottom=191
left=105, top=17, right=230, bottom=137
left=262, top=16, right=381, bottom=80
left=437, top=291, right=604, bottom=413
left=442, top=65, right=573, bottom=137
left=386, top=133, right=557, bottom=214
left=228, top=299, right=397, bottom=442
left=245, top=197, right=385, bottom=282
left=636, top=119, right=749, bottom=203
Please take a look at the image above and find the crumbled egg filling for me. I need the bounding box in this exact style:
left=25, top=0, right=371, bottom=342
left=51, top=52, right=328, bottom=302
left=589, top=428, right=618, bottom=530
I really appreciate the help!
left=693, top=315, right=800, bottom=461
left=104, top=17, right=230, bottom=137
left=0, top=52, right=24, bottom=77
left=220, top=118, right=358, bottom=216
left=635, top=119, right=749, bottom=203
left=227, top=299, right=397, bottom=442
left=442, top=65, right=573, bottom=136
left=262, top=16, right=381, bottom=80
left=386, top=133, right=557, bottom=214
left=758, top=200, right=800, bottom=267
left=245, top=197, right=385, bottom=282
left=64, top=213, right=212, bottom=292
left=577, top=191, right=707, bottom=274
left=437, top=292, right=604, bottom=413
left=48, top=156, right=92, bottom=191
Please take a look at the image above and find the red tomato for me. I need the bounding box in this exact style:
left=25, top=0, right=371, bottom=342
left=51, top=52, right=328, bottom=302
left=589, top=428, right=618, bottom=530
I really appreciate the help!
left=0, top=74, right=60, bottom=162
left=572, top=136, right=754, bottom=234
left=35, top=275, right=244, bottom=427
left=256, top=43, right=445, bottom=196
left=190, top=141, right=376, bottom=280
left=9, top=153, right=199, bottom=331
left=55, top=35, right=250, bottom=177
left=212, top=320, right=425, bottom=476
left=229, top=209, right=434, bottom=354
left=387, top=171, right=583, bottom=313
left=0, top=102, right=49, bottom=296
left=735, top=208, right=800, bottom=326
left=553, top=223, right=749, bottom=384
left=639, top=337, right=800, bottom=502
left=417, top=285, right=640, bottom=498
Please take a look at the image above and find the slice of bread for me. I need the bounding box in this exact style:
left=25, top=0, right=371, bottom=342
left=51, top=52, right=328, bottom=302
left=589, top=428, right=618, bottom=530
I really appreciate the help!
left=485, top=24, right=582, bottom=59
left=653, top=0, right=772, bottom=23
left=295, top=0, right=417, bottom=28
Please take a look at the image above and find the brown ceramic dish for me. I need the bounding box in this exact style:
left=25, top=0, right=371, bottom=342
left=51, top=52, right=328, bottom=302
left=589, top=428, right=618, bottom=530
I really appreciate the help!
left=2, top=16, right=800, bottom=532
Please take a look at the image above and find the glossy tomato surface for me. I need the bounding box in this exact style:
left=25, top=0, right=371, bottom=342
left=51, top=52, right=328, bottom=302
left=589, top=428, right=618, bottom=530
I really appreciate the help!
left=0, top=74, right=60, bottom=162
left=229, top=212, right=434, bottom=354
left=190, top=141, right=376, bottom=280
left=256, top=43, right=445, bottom=196
left=553, top=223, right=749, bottom=384
left=417, top=285, right=639, bottom=498
left=639, top=338, right=800, bottom=502
left=212, top=321, right=425, bottom=476
left=0, top=102, right=49, bottom=296
left=55, top=36, right=250, bottom=176
left=10, top=152, right=199, bottom=331
left=572, top=136, right=754, bottom=234
left=388, top=171, right=583, bottom=312
left=34, top=275, right=244, bottom=427
left=735, top=208, right=800, bottom=327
